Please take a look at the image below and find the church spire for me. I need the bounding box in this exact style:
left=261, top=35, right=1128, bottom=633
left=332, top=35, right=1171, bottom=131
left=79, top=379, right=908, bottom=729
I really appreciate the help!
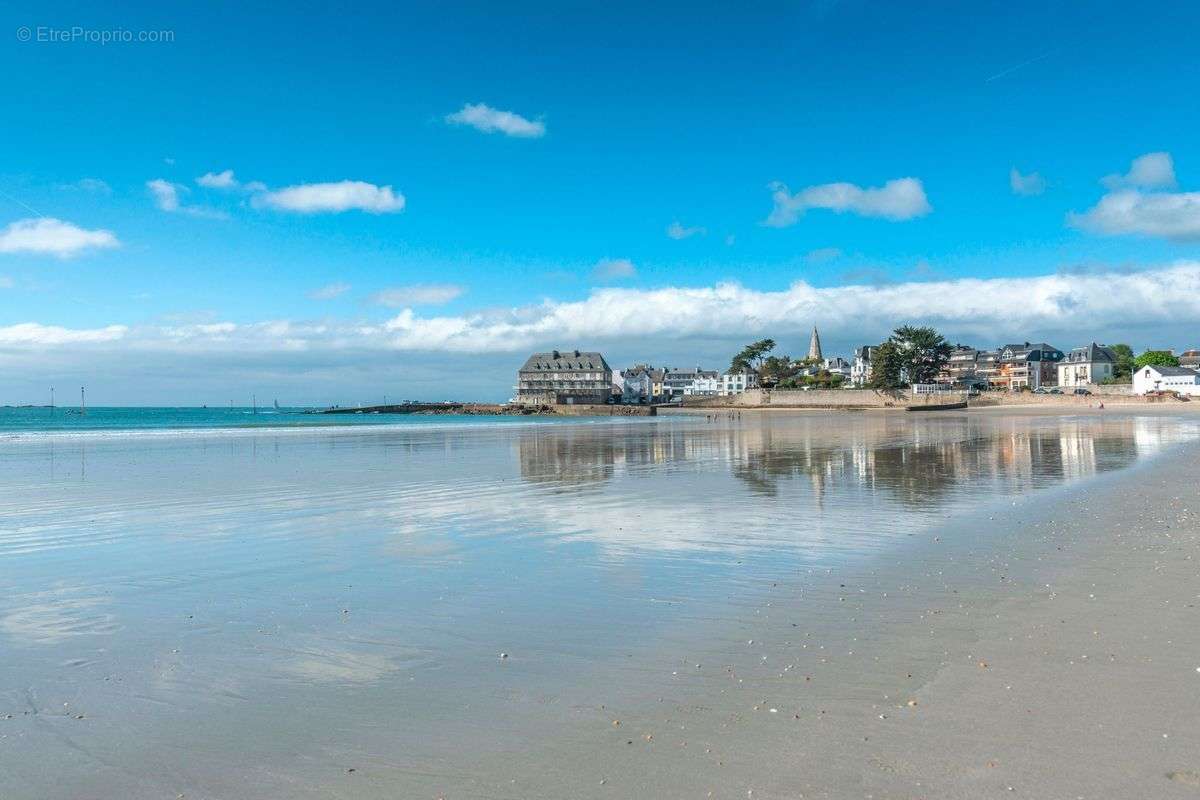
left=808, top=326, right=823, bottom=361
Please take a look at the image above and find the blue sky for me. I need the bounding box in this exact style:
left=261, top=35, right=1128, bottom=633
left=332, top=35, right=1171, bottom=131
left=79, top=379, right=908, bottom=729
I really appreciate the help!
left=3, top=1, right=1200, bottom=403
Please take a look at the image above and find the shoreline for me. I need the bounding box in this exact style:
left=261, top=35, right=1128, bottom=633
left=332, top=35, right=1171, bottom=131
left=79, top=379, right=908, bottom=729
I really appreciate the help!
left=5, top=403, right=1200, bottom=443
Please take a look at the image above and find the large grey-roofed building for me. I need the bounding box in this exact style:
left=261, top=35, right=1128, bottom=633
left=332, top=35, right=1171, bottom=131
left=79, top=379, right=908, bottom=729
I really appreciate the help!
left=517, top=350, right=613, bottom=405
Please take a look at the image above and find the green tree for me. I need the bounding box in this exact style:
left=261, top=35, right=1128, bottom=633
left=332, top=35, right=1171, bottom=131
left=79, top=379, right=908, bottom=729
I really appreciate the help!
left=729, top=338, right=777, bottom=373
left=805, top=370, right=844, bottom=389
left=868, top=340, right=907, bottom=391
left=894, top=325, right=953, bottom=384
left=1110, top=343, right=1135, bottom=381
left=1134, top=349, right=1180, bottom=369
left=869, top=325, right=952, bottom=389
left=759, top=353, right=800, bottom=386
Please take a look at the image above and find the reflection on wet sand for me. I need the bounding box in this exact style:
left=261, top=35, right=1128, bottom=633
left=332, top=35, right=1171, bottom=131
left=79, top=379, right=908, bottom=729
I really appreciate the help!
left=1, top=412, right=1199, bottom=800
left=517, top=414, right=1190, bottom=507
left=0, top=584, right=118, bottom=645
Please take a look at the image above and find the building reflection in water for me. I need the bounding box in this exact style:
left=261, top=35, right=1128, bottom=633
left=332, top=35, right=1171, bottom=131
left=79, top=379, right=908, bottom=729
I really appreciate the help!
left=515, top=414, right=1198, bottom=512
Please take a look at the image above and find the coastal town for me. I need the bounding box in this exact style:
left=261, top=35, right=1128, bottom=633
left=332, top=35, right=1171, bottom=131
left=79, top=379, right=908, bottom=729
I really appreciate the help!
left=514, top=327, right=1200, bottom=406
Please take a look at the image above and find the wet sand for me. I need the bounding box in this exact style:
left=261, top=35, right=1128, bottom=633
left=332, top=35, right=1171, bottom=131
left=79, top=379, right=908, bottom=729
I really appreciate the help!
left=1, top=411, right=1198, bottom=798
left=450, top=425, right=1200, bottom=799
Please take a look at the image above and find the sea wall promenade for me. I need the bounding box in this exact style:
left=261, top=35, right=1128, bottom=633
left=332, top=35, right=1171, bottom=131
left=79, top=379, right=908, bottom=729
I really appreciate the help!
left=680, top=385, right=1188, bottom=410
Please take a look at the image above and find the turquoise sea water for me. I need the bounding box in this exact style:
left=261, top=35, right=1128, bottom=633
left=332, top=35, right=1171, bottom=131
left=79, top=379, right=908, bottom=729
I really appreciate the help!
left=0, top=405, right=579, bottom=435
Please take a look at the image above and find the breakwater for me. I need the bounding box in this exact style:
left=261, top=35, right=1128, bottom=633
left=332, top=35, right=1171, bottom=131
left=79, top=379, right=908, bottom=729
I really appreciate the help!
left=320, top=402, right=655, bottom=417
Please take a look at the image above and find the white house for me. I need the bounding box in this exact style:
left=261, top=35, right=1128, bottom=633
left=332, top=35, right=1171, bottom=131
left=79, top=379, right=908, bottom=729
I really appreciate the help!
left=685, top=373, right=722, bottom=396
left=620, top=366, right=654, bottom=404
left=822, top=356, right=852, bottom=383
left=720, top=369, right=759, bottom=396
left=1058, top=343, right=1118, bottom=388
left=850, top=345, right=875, bottom=387
left=663, top=367, right=721, bottom=399
left=1132, top=365, right=1200, bottom=396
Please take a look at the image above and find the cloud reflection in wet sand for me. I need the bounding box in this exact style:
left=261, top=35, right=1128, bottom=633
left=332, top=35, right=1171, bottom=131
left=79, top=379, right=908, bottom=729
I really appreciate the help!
left=276, top=642, right=403, bottom=685
left=0, top=585, right=118, bottom=645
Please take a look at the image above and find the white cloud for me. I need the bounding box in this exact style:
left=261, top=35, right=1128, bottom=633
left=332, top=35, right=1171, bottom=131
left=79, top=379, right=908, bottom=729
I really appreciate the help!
left=372, top=262, right=1200, bottom=352
left=1069, top=189, right=1200, bottom=240
left=445, top=103, right=545, bottom=138
left=6, top=265, right=1200, bottom=405
left=765, top=177, right=931, bottom=226
left=592, top=258, right=637, bottom=281
left=369, top=284, right=464, bottom=307
left=309, top=282, right=351, bottom=300
left=666, top=221, right=706, bottom=240
left=254, top=181, right=405, bottom=214
left=1010, top=168, right=1046, bottom=196
left=1102, top=152, right=1176, bottom=190
left=1070, top=153, right=1198, bottom=240
left=147, top=178, right=182, bottom=211
left=0, top=217, right=119, bottom=258
left=196, top=169, right=238, bottom=189
left=147, top=179, right=227, bottom=219
left=0, top=322, right=127, bottom=345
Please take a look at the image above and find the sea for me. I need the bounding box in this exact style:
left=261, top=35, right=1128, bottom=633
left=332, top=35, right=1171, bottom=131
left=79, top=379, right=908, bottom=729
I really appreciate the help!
left=0, top=405, right=557, bottom=436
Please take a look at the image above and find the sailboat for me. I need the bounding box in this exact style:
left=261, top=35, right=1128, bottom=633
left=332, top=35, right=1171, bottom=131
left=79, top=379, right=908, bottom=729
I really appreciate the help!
left=273, top=399, right=280, bottom=411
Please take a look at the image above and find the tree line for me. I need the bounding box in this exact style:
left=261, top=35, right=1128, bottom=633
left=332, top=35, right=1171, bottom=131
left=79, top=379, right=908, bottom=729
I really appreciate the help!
left=728, top=328, right=1180, bottom=391
left=728, top=338, right=844, bottom=389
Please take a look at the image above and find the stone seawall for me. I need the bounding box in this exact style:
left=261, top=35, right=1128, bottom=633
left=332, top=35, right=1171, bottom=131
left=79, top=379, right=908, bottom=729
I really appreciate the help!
left=970, top=392, right=1187, bottom=407
left=682, top=390, right=908, bottom=409
left=550, top=403, right=657, bottom=416
left=680, top=386, right=1182, bottom=410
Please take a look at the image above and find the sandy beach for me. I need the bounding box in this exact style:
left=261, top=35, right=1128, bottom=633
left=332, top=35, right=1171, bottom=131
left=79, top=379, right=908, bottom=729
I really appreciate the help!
left=1, top=409, right=1198, bottom=799
left=444, top=413, right=1200, bottom=799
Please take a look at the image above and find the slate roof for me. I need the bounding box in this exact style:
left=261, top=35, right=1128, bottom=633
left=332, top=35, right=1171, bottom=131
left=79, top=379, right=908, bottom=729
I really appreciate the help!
left=1001, top=341, right=1058, bottom=353
left=520, top=351, right=611, bottom=372
left=1142, top=365, right=1200, bottom=377
left=620, top=365, right=663, bottom=381
left=663, top=367, right=719, bottom=379
left=1065, top=342, right=1117, bottom=364
left=999, top=342, right=1062, bottom=361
